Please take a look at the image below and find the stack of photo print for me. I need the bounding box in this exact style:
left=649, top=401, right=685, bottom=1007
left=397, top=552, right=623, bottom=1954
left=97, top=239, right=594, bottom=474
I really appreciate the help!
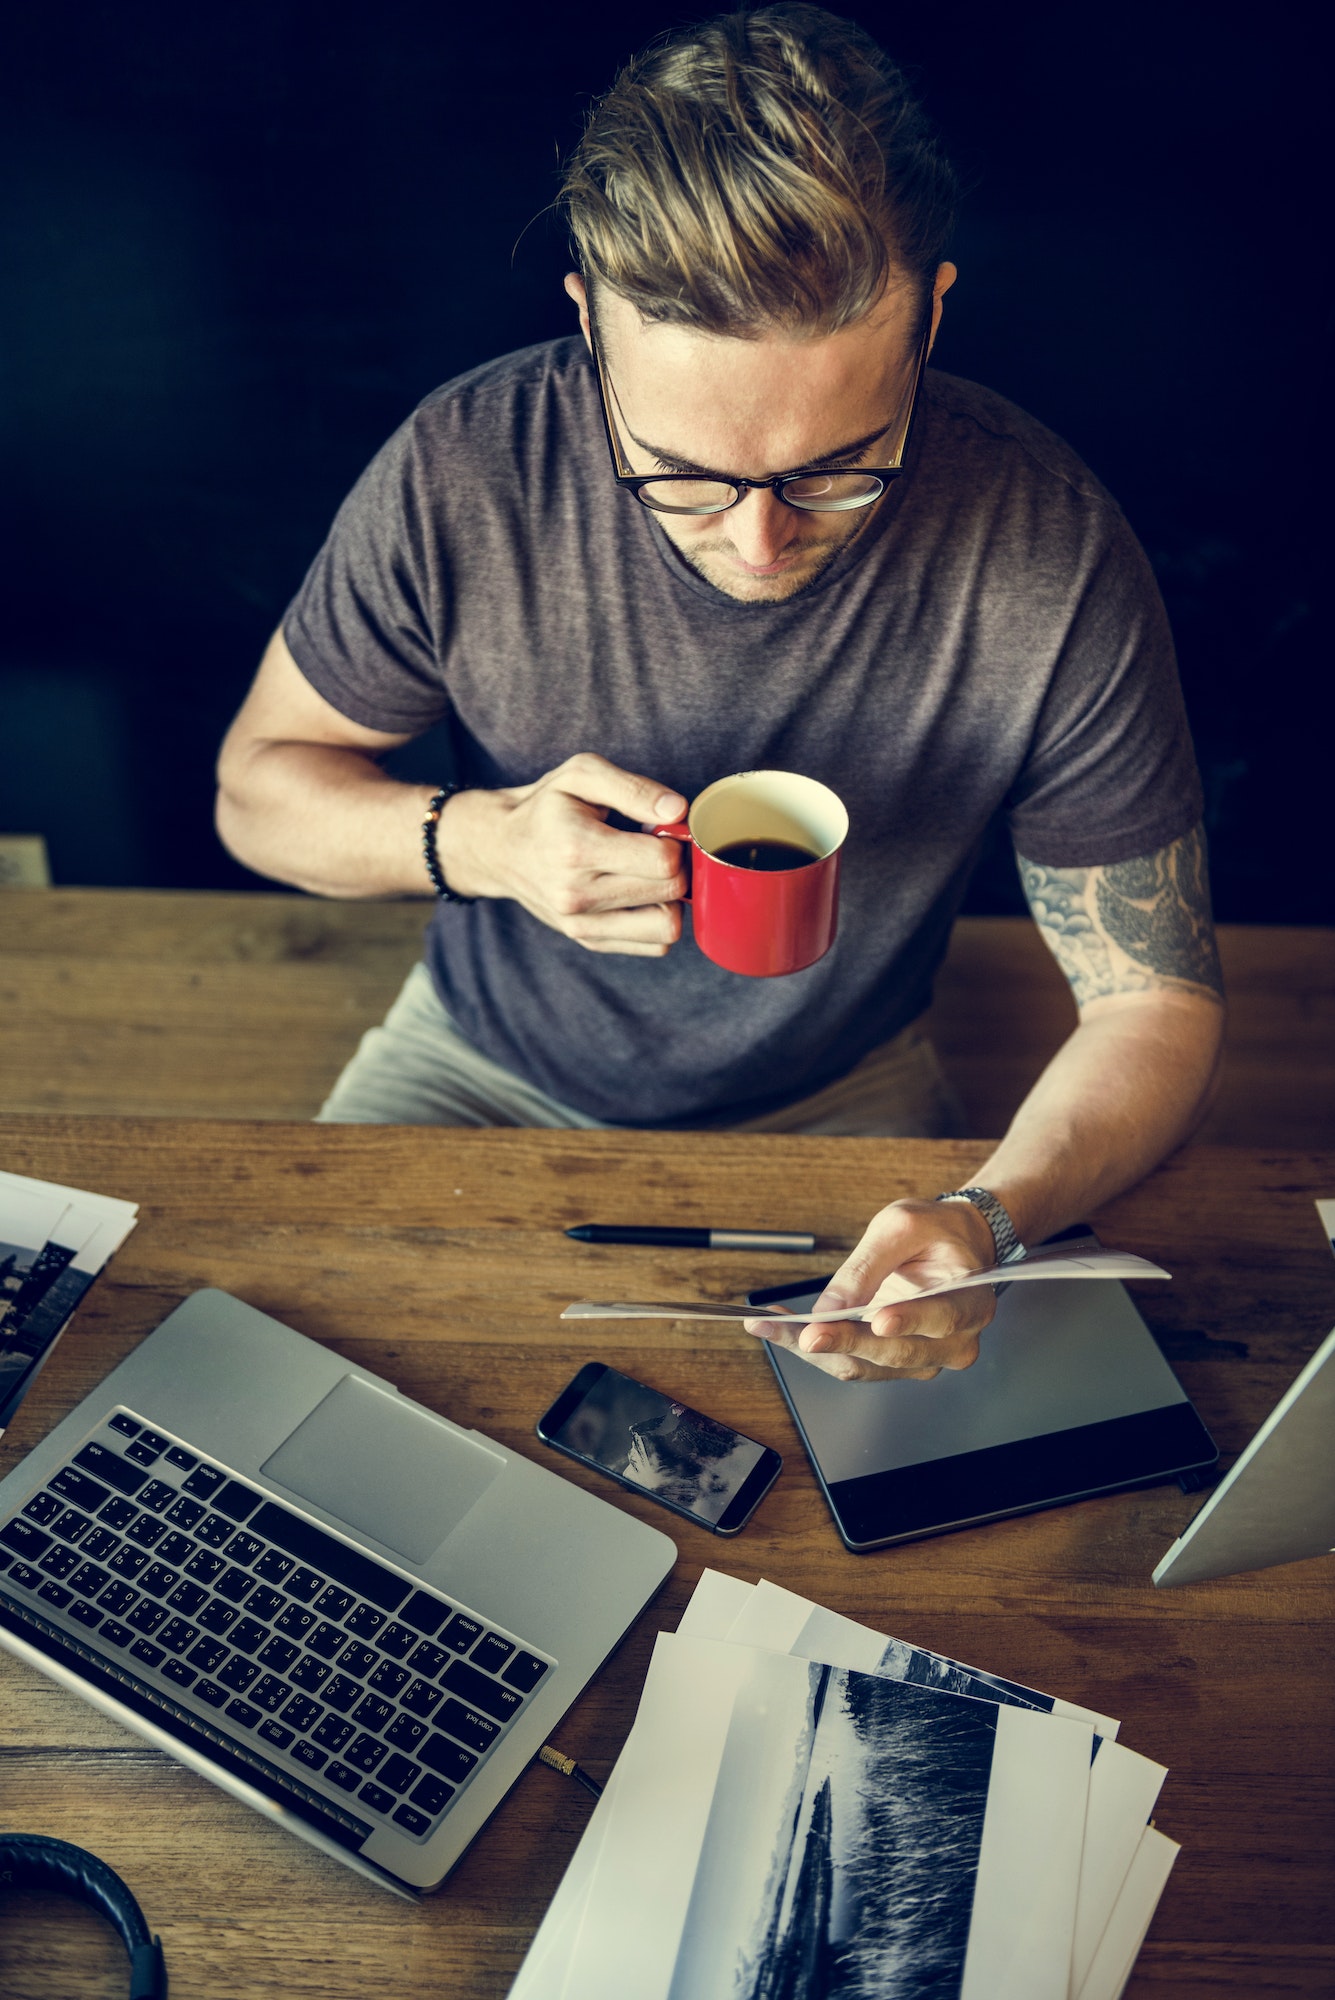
left=512, top=1572, right=1178, bottom=2000
left=0, top=1171, right=138, bottom=1434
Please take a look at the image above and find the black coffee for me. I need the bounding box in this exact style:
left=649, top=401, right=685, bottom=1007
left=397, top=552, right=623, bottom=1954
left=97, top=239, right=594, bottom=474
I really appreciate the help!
left=713, top=838, right=820, bottom=872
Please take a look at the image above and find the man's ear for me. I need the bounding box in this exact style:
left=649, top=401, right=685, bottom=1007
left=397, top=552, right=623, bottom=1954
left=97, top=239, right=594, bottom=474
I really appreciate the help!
left=564, top=271, right=593, bottom=353
left=928, top=262, right=957, bottom=356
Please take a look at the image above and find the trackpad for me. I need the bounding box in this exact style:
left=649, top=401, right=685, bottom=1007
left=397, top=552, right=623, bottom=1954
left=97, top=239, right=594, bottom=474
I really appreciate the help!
left=261, top=1375, right=504, bottom=1563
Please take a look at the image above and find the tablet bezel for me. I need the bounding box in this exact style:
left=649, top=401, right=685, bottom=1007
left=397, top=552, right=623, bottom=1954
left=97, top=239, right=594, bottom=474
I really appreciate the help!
left=748, top=1273, right=1218, bottom=1553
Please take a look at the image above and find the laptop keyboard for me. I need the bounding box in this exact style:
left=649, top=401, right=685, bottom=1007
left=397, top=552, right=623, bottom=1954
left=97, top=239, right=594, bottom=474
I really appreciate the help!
left=0, top=1409, right=552, bottom=1844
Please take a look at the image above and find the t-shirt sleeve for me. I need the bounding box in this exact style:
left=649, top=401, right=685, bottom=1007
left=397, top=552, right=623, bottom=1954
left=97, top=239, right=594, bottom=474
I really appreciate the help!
left=283, top=412, right=452, bottom=735
left=1004, top=511, right=1204, bottom=867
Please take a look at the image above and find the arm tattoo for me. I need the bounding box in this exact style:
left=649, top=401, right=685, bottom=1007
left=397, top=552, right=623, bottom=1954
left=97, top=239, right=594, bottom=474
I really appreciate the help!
left=1018, top=822, right=1224, bottom=1008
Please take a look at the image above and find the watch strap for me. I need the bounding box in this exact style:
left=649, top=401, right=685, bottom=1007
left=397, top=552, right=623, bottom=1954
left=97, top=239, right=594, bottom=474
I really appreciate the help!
left=935, top=1185, right=1025, bottom=1265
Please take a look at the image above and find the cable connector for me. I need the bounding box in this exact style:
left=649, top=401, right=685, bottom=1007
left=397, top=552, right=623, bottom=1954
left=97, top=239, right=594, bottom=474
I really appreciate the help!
left=537, top=1742, right=604, bottom=1798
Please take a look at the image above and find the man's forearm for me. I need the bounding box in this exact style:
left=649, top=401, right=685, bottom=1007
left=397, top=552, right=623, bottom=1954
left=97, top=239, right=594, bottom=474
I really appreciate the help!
left=216, top=739, right=440, bottom=898
left=967, top=992, right=1224, bottom=1251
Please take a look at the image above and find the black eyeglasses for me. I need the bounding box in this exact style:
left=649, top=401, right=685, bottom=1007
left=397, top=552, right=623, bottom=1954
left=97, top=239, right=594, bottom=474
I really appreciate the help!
left=588, top=307, right=932, bottom=517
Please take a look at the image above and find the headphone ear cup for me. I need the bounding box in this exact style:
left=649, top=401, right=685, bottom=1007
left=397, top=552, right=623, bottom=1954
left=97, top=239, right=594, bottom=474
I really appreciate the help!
left=0, top=1834, right=167, bottom=1998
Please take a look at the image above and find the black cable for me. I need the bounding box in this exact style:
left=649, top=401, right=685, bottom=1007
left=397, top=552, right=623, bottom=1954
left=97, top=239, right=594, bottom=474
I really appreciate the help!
left=536, top=1743, right=604, bottom=1799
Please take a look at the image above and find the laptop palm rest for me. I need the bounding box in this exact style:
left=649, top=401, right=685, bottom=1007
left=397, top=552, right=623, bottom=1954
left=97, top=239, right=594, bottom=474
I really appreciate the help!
left=260, top=1374, right=503, bottom=1563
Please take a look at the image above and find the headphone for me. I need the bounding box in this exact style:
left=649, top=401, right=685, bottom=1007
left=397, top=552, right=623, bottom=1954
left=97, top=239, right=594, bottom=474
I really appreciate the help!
left=0, top=1834, right=168, bottom=1998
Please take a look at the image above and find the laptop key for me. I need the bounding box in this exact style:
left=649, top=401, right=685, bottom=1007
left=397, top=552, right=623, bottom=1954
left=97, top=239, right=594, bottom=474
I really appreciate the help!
left=109, top=1545, right=149, bottom=1578
left=165, top=1496, right=206, bottom=1531
left=280, top=1695, right=322, bottom=1733
left=184, top=1550, right=225, bottom=1584
left=400, top=1590, right=448, bottom=1637
left=376, top=1621, right=417, bottom=1660
left=100, top=1620, right=133, bottom=1648
left=158, top=1619, right=200, bottom=1655
left=419, top=1735, right=477, bottom=1786
left=292, top=1741, right=327, bottom=1772
left=258, top=1720, right=294, bottom=1751
left=161, top=1659, right=196, bottom=1690
left=257, top=1636, right=299, bottom=1673
left=288, top=1655, right=330, bottom=1693
left=253, top=1550, right=294, bottom=1586
left=218, top=1657, right=259, bottom=1694
left=23, top=1493, right=63, bottom=1525
left=4, top=1561, right=40, bottom=1589
left=74, top=1443, right=148, bottom=1496
left=314, top=1585, right=354, bottom=1621
left=325, top=1762, right=359, bottom=1793
left=69, top=1601, right=103, bottom=1631
left=126, top=1516, right=167, bottom=1548
left=130, top=1639, right=165, bottom=1670
left=39, top=1582, right=73, bottom=1609
left=275, top=1603, right=314, bottom=1638
left=251, top=1675, right=294, bottom=1713
left=437, top=1699, right=499, bottom=1755
left=441, top=1660, right=523, bottom=1724
left=194, top=1515, right=234, bottom=1548
left=138, top=1481, right=177, bottom=1513
left=224, top=1532, right=264, bottom=1566
left=156, top=1533, right=195, bottom=1567
left=214, top=1481, right=262, bottom=1523
left=378, top=1754, right=421, bottom=1795
left=399, top=1679, right=442, bottom=1719
left=344, top=1734, right=387, bottom=1775
left=49, top=1468, right=111, bottom=1513
left=245, top=1586, right=284, bottom=1622
left=125, top=1441, right=162, bottom=1466
left=368, top=1660, right=409, bottom=1700
left=216, top=1566, right=256, bottom=1603
left=344, top=1603, right=385, bottom=1641
left=306, top=1622, right=346, bottom=1659
left=97, top=1496, right=137, bottom=1530
left=80, top=1527, right=119, bottom=1564
left=409, top=1775, right=455, bottom=1816
left=1, top=1519, right=52, bottom=1561
left=70, top=1561, right=113, bottom=1599
left=97, top=1581, right=139, bottom=1618
left=406, top=1641, right=448, bottom=1679
left=320, top=1675, right=361, bottom=1714
left=180, top=1464, right=225, bottom=1499
left=164, top=1447, right=197, bottom=1471
left=440, top=1614, right=482, bottom=1654
left=39, top=1546, right=80, bottom=1580
left=471, top=1633, right=514, bottom=1675
left=139, top=1564, right=180, bottom=1599
left=351, top=1694, right=393, bottom=1732
left=393, top=1804, right=432, bottom=1836
left=336, top=1641, right=376, bottom=1679
left=197, top=1600, right=238, bottom=1635
left=166, top=1581, right=208, bottom=1616
left=225, top=1699, right=261, bottom=1729
left=383, top=1713, right=426, bottom=1753
left=127, top=1601, right=167, bottom=1636
left=51, top=1509, right=93, bottom=1544
left=311, top=1715, right=354, bottom=1753
left=282, top=1566, right=324, bottom=1603
left=228, top=1618, right=268, bottom=1655
left=358, top=1782, right=395, bottom=1815
left=187, top=1638, right=228, bottom=1673
left=195, top=1680, right=228, bottom=1708
left=109, top=1414, right=141, bottom=1438
left=139, top=1431, right=171, bottom=1454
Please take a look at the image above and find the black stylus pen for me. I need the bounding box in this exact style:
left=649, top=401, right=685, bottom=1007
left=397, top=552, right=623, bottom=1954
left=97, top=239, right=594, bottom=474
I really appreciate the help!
left=565, top=1223, right=816, bottom=1253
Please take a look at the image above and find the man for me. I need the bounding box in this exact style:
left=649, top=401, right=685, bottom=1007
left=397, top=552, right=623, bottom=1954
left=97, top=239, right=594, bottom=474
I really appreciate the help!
left=216, top=5, right=1223, bottom=1388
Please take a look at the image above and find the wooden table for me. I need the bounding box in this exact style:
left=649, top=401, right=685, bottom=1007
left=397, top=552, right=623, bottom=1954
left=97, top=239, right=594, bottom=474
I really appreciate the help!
left=2, top=1118, right=1333, bottom=1997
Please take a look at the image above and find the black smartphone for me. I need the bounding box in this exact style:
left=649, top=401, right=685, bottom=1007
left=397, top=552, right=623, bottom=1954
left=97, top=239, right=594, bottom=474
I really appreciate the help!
left=536, top=1363, right=781, bottom=1536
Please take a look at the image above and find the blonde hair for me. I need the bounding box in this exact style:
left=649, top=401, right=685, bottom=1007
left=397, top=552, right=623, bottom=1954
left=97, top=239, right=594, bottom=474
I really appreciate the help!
left=561, top=5, right=957, bottom=336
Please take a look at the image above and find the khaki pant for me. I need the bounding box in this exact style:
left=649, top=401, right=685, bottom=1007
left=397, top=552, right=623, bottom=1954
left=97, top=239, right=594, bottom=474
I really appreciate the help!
left=317, top=960, right=964, bottom=1138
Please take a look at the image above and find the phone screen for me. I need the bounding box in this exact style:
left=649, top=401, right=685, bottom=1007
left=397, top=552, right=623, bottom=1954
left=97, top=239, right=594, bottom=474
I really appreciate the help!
left=540, top=1365, right=777, bottom=1530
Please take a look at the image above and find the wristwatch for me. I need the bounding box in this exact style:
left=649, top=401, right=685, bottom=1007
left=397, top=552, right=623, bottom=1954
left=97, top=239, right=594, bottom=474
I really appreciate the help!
left=934, top=1186, right=1025, bottom=1265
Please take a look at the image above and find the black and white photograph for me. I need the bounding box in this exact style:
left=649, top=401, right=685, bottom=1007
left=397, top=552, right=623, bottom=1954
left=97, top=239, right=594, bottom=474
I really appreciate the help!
left=0, top=1183, right=67, bottom=1344
left=0, top=1172, right=139, bottom=1430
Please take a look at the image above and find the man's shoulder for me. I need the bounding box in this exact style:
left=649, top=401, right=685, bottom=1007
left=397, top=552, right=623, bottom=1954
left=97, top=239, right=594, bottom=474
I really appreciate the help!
left=922, top=369, right=1112, bottom=508
left=409, top=336, right=592, bottom=439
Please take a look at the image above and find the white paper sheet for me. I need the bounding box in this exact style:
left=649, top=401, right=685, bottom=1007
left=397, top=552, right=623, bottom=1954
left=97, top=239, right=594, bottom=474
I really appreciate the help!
left=1075, top=1825, right=1179, bottom=2000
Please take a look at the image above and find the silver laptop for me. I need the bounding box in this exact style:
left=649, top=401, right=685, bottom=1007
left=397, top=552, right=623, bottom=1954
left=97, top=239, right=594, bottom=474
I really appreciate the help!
left=0, top=1289, right=675, bottom=1894
left=1153, top=1324, right=1335, bottom=1587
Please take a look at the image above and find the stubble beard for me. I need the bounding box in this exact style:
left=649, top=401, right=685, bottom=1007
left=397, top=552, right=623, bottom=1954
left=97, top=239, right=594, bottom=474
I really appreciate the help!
left=660, top=503, right=881, bottom=604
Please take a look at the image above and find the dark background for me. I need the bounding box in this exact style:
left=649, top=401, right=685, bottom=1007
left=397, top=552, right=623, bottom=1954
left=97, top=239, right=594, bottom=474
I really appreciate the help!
left=2, top=0, right=1329, bottom=919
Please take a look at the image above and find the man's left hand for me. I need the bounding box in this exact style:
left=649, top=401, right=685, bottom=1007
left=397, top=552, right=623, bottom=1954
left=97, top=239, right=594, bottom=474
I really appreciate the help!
left=743, top=1197, right=999, bottom=1382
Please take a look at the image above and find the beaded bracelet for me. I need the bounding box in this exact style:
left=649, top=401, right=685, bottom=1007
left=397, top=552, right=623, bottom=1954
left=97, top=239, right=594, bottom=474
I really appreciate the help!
left=421, top=784, right=476, bottom=903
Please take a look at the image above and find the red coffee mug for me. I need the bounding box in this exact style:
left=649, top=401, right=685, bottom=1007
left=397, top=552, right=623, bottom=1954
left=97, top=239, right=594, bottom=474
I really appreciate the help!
left=656, top=770, right=848, bottom=977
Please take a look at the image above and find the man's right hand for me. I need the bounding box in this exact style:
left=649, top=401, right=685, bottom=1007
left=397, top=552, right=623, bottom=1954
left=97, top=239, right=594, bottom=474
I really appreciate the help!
left=440, top=753, right=689, bottom=957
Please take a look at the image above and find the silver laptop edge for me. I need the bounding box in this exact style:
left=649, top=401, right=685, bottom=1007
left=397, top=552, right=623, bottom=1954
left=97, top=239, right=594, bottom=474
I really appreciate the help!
left=0, top=1290, right=676, bottom=1892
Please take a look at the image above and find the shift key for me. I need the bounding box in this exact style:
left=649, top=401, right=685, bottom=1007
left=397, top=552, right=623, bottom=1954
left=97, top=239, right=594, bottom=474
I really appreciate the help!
left=1, top=1518, right=53, bottom=1562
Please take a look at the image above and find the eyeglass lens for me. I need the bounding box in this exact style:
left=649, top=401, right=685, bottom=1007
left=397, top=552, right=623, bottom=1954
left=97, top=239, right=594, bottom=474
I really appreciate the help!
left=634, top=470, right=886, bottom=516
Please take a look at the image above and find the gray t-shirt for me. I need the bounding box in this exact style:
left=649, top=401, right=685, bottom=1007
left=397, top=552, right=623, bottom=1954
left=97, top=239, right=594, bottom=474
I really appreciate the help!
left=285, top=336, right=1202, bottom=1125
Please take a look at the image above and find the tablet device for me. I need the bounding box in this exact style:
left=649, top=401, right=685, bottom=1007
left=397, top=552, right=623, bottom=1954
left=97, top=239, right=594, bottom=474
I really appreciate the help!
left=749, top=1230, right=1217, bottom=1552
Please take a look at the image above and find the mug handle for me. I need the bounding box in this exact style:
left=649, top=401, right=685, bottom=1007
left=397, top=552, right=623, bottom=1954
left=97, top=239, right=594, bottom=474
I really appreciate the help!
left=653, top=820, right=693, bottom=902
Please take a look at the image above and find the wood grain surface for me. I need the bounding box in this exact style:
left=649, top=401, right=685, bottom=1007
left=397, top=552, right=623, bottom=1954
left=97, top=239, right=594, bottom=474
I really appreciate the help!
left=1, top=1118, right=1333, bottom=1997
left=3, top=889, right=1331, bottom=1144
